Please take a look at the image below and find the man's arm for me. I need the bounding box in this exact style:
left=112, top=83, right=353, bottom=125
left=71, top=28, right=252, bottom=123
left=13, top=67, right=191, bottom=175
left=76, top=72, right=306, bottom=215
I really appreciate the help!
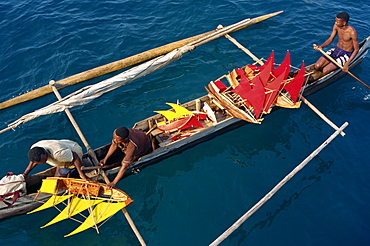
left=343, top=28, right=359, bottom=72
left=106, top=143, right=135, bottom=187
left=107, top=161, right=130, bottom=188
left=315, top=24, right=338, bottom=50
left=23, top=161, right=38, bottom=177
left=98, top=142, right=118, bottom=166
left=72, top=151, right=89, bottom=180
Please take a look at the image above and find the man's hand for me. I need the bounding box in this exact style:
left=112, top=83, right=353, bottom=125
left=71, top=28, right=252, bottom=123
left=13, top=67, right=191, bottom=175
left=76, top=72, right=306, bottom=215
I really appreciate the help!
left=98, top=159, right=106, bottom=167
left=342, top=63, right=349, bottom=72
left=106, top=182, right=116, bottom=188
left=313, top=44, right=323, bottom=51
left=81, top=175, right=94, bottom=182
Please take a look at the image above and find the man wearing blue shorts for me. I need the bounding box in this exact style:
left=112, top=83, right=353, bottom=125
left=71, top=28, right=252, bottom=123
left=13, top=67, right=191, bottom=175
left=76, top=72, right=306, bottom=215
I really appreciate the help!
left=314, top=12, right=359, bottom=75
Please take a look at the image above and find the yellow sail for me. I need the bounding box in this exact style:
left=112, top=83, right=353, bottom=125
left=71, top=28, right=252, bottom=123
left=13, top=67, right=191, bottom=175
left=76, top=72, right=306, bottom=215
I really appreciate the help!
left=154, top=103, right=193, bottom=122
left=64, top=202, right=128, bottom=237
left=42, top=196, right=104, bottom=228
left=29, top=178, right=133, bottom=237
left=154, top=110, right=178, bottom=121
left=167, top=103, right=194, bottom=116
left=28, top=194, right=73, bottom=214
left=39, top=178, right=59, bottom=194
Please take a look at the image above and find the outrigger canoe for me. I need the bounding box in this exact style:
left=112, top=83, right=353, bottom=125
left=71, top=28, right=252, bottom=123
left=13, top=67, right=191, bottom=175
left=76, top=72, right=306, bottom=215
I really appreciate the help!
left=1, top=36, right=369, bottom=221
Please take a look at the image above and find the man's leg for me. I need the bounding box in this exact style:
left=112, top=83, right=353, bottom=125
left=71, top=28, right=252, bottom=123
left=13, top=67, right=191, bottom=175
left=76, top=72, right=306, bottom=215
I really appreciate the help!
left=322, top=62, right=338, bottom=75
left=315, top=56, right=330, bottom=71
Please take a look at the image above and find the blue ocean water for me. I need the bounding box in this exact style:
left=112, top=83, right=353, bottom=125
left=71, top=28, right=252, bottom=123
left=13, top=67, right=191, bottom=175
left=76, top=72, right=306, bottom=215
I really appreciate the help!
left=1, top=0, right=370, bottom=245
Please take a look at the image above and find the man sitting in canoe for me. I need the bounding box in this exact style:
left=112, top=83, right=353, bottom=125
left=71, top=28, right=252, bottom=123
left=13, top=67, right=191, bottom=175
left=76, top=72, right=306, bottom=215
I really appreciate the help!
left=99, top=126, right=152, bottom=188
left=314, top=12, right=359, bottom=75
left=23, top=139, right=90, bottom=181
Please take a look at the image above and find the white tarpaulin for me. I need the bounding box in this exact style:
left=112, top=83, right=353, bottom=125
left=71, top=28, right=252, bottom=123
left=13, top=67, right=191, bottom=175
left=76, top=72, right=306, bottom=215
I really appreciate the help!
left=5, top=47, right=189, bottom=131
left=1, top=16, right=256, bottom=133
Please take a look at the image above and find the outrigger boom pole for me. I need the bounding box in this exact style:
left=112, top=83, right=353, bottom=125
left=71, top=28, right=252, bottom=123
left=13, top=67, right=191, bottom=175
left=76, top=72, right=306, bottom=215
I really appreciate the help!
left=49, top=80, right=147, bottom=246
left=210, top=122, right=349, bottom=246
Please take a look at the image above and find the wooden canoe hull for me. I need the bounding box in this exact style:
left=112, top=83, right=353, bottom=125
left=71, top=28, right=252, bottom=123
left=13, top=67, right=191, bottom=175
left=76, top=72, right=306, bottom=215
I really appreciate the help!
left=1, top=36, right=369, bottom=220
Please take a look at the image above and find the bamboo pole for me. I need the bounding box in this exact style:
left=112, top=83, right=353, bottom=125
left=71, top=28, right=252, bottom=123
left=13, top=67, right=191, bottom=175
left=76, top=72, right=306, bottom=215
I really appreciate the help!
left=300, top=95, right=345, bottom=136
left=225, top=34, right=345, bottom=135
left=49, top=80, right=146, bottom=246
left=313, top=44, right=370, bottom=90
left=223, top=31, right=264, bottom=66
left=209, top=122, right=349, bottom=246
left=0, top=11, right=283, bottom=111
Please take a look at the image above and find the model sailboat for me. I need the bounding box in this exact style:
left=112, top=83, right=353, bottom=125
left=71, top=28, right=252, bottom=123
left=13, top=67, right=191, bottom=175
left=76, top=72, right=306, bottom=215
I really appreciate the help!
left=28, top=177, right=133, bottom=237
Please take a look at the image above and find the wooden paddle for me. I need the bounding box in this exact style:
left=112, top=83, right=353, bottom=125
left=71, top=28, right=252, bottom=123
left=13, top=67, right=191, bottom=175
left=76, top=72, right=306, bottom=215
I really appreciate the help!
left=313, top=44, right=370, bottom=90
left=50, top=81, right=146, bottom=246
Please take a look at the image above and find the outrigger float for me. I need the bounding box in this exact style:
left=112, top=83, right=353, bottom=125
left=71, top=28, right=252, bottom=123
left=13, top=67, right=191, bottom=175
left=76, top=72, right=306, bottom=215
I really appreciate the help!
left=0, top=10, right=369, bottom=241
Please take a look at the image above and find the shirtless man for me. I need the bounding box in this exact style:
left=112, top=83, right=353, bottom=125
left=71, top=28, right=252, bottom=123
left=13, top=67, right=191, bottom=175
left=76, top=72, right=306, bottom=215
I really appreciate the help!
left=314, top=12, right=359, bottom=75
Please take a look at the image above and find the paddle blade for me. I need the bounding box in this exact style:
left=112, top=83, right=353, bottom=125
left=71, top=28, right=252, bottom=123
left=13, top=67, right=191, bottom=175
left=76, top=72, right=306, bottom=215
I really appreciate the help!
left=64, top=202, right=127, bottom=237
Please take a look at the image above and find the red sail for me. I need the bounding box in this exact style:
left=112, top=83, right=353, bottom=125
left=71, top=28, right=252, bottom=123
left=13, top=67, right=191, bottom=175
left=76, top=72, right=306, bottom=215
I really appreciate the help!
left=235, top=68, right=250, bottom=84
left=273, top=50, right=290, bottom=80
left=157, top=115, right=203, bottom=132
left=284, top=62, right=305, bottom=103
left=231, top=78, right=251, bottom=96
left=262, top=68, right=287, bottom=112
left=259, top=51, right=274, bottom=86
left=179, top=116, right=204, bottom=129
left=259, top=51, right=274, bottom=71
left=243, top=75, right=265, bottom=118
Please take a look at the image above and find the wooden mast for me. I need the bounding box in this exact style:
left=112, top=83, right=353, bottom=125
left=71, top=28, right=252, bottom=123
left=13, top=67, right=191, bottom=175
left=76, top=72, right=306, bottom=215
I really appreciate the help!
left=0, top=11, right=283, bottom=111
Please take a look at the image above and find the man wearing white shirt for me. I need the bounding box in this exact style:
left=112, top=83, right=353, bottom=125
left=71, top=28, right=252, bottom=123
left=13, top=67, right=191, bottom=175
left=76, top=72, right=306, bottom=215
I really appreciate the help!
left=23, top=139, right=89, bottom=180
